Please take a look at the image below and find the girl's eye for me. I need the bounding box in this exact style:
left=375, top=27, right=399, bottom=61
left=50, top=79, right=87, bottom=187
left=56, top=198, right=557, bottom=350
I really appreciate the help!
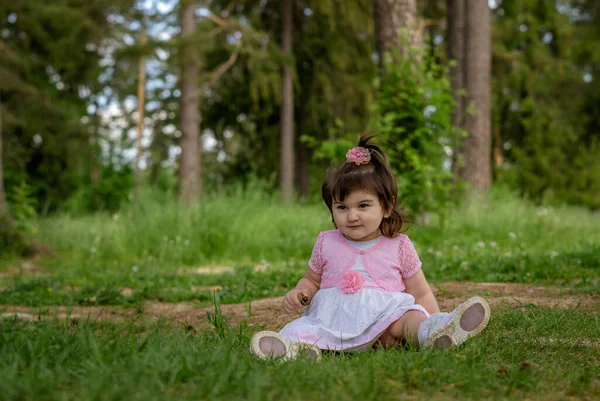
left=359, top=204, right=369, bottom=208
left=336, top=205, right=346, bottom=210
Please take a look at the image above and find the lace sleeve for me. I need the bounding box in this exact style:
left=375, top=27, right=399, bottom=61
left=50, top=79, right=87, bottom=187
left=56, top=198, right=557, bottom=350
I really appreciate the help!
left=308, top=232, right=326, bottom=274
left=398, top=236, right=422, bottom=278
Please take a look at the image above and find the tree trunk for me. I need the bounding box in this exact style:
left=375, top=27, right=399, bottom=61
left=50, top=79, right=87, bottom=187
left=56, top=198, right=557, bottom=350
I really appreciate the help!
left=294, top=5, right=310, bottom=200
left=447, top=0, right=466, bottom=176
left=0, top=99, right=8, bottom=216
left=296, top=137, right=309, bottom=200
left=178, top=0, right=201, bottom=204
left=90, top=100, right=101, bottom=208
left=493, top=124, right=503, bottom=174
left=215, top=119, right=225, bottom=196
left=135, top=30, right=147, bottom=196
left=461, top=0, right=491, bottom=192
left=280, top=0, right=295, bottom=202
left=372, top=0, right=419, bottom=65
left=295, top=72, right=311, bottom=200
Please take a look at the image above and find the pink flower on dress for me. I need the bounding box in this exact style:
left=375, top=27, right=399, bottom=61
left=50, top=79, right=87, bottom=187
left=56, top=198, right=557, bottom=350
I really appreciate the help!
left=346, top=147, right=371, bottom=165
left=339, top=271, right=365, bottom=294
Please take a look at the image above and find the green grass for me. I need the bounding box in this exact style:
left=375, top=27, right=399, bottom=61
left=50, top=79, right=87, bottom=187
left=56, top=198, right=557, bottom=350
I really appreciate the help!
left=0, top=188, right=599, bottom=306
left=0, top=188, right=599, bottom=400
left=0, top=305, right=598, bottom=401
left=0, top=266, right=301, bottom=307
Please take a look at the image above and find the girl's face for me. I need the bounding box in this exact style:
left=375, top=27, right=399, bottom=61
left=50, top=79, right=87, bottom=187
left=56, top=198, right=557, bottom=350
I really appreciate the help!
left=332, top=190, right=390, bottom=242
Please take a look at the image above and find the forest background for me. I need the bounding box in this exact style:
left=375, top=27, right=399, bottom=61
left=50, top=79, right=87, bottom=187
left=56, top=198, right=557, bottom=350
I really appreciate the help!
left=1, top=2, right=599, bottom=400
left=1, top=0, right=599, bottom=240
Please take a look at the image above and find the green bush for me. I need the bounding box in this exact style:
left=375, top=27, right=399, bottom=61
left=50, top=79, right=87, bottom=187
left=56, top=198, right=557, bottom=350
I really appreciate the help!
left=372, top=37, right=464, bottom=218
left=0, top=214, right=19, bottom=255
left=0, top=181, right=38, bottom=256
left=64, top=165, right=135, bottom=214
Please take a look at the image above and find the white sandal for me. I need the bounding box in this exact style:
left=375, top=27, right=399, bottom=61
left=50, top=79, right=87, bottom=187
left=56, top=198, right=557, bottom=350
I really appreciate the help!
left=422, top=296, right=491, bottom=348
left=249, top=331, right=322, bottom=361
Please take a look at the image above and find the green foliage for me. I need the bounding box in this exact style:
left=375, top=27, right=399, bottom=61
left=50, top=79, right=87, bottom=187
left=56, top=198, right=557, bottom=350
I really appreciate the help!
left=200, top=0, right=375, bottom=196
left=0, top=181, right=38, bottom=256
left=0, top=0, right=137, bottom=212
left=307, top=134, right=355, bottom=163
left=9, top=180, right=37, bottom=223
left=492, top=0, right=600, bottom=209
left=2, top=0, right=600, bottom=219
left=64, top=165, right=135, bottom=214
left=0, top=214, right=20, bottom=256
left=372, top=40, right=464, bottom=217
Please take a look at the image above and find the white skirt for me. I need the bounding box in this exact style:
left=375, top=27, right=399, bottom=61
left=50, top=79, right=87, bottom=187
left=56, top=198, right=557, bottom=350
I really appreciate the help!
left=279, top=287, right=429, bottom=351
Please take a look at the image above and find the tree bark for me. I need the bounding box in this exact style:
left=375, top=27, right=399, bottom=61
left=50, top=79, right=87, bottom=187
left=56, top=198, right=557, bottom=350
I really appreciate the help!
left=215, top=119, right=225, bottom=196
left=135, top=30, right=147, bottom=196
left=493, top=124, right=503, bottom=174
left=461, top=0, right=492, bottom=192
left=294, top=5, right=310, bottom=200
left=373, top=0, right=419, bottom=66
left=0, top=98, right=8, bottom=216
left=178, top=0, right=201, bottom=204
left=446, top=0, right=466, bottom=176
left=296, top=133, right=309, bottom=199
left=90, top=99, right=101, bottom=208
left=280, top=0, right=295, bottom=202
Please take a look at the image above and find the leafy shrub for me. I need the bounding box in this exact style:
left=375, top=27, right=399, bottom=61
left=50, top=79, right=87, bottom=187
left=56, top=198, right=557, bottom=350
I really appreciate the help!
left=372, top=38, right=464, bottom=218
left=65, top=165, right=134, bottom=214
left=0, top=181, right=38, bottom=255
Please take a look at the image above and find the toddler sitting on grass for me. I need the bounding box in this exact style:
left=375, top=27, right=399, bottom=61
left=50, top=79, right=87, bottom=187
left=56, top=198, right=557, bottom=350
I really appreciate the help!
left=250, top=134, right=490, bottom=360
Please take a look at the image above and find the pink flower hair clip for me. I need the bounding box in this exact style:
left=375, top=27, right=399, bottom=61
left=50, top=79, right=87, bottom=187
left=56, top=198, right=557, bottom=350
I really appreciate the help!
left=346, top=147, right=371, bottom=165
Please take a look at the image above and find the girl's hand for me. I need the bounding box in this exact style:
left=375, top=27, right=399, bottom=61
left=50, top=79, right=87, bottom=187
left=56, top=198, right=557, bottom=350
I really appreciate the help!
left=283, top=288, right=310, bottom=313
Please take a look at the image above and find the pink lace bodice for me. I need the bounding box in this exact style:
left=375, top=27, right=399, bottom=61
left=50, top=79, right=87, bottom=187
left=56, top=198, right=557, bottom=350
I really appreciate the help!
left=308, top=230, right=422, bottom=292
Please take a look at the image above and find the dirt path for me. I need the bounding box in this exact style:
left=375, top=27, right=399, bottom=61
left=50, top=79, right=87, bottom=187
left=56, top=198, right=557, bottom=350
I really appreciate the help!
left=1, top=282, right=598, bottom=330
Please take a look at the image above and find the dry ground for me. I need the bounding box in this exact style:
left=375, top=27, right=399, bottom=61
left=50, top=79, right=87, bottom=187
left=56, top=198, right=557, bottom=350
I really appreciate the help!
left=1, top=282, right=598, bottom=331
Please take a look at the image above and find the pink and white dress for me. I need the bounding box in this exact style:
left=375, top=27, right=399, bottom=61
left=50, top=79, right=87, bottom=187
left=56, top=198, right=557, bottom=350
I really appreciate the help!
left=279, top=234, right=429, bottom=351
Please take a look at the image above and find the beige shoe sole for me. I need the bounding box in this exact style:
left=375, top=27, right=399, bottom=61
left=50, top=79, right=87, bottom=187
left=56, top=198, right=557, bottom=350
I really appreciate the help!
left=249, top=330, right=322, bottom=361
left=428, top=296, right=491, bottom=348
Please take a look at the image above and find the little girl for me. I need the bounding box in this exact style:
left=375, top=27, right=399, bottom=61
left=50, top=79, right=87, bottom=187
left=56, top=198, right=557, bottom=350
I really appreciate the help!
left=250, top=134, right=490, bottom=360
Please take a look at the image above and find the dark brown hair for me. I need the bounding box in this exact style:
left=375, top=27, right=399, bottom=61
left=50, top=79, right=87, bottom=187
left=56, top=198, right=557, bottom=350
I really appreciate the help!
left=322, top=133, right=409, bottom=237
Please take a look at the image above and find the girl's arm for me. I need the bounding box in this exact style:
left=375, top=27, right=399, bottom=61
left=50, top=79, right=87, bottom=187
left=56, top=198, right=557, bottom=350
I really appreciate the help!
left=403, top=270, right=440, bottom=314
left=283, top=267, right=322, bottom=313
left=296, top=267, right=322, bottom=297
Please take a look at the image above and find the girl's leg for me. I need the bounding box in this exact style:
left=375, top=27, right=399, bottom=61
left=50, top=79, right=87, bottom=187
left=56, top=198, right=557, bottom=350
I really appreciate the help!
left=377, top=310, right=428, bottom=347
left=420, top=297, right=491, bottom=348
left=377, top=297, right=491, bottom=349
